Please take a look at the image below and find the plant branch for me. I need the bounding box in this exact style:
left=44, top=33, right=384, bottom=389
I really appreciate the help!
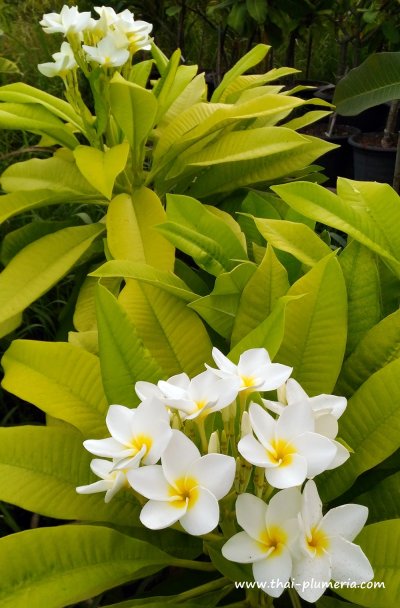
left=176, top=576, right=231, bottom=602
left=288, top=587, right=303, bottom=608
left=172, top=557, right=216, bottom=571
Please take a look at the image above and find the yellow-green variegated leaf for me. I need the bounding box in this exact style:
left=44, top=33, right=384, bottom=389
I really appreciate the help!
left=106, top=189, right=174, bottom=272
left=1, top=340, right=108, bottom=438
left=0, top=102, right=79, bottom=148
left=277, top=255, right=347, bottom=395
left=339, top=240, right=381, bottom=356
left=96, top=284, right=164, bottom=406
left=1, top=153, right=99, bottom=195
left=73, top=143, right=129, bottom=200
left=0, top=425, right=139, bottom=525
left=254, top=218, right=332, bottom=266
left=336, top=309, right=400, bottom=397
left=184, top=133, right=336, bottom=198
left=231, top=245, right=289, bottom=345
left=0, top=223, right=105, bottom=325
left=0, top=82, right=83, bottom=129
left=272, top=179, right=400, bottom=277
left=119, top=281, right=212, bottom=377
left=336, top=520, right=400, bottom=608
left=319, top=357, right=400, bottom=502
left=0, top=525, right=172, bottom=608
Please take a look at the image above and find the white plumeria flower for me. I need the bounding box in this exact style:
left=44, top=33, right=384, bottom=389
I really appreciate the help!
left=83, top=32, right=129, bottom=68
left=83, top=399, right=172, bottom=471
left=238, top=402, right=337, bottom=489
left=157, top=370, right=238, bottom=420
left=263, top=378, right=349, bottom=470
left=114, top=10, right=153, bottom=52
left=127, top=430, right=236, bottom=535
left=40, top=5, right=92, bottom=35
left=94, top=5, right=119, bottom=31
left=76, top=458, right=128, bottom=503
left=292, top=481, right=373, bottom=603
left=206, top=347, right=292, bottom=393
left=135, top=373, right=189, bottom=402
left=222, top=490, right=301, bottom=597
left=38, top=42, right=77, bottom=78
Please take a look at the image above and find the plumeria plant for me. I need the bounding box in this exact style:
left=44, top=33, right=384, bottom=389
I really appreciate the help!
left=0, top=4, right=400, bottom=608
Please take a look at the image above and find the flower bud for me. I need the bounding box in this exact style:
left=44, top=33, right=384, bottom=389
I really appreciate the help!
left=208, top=430, right=220, bottom=454
left=241, top=411, right=252, bottom=438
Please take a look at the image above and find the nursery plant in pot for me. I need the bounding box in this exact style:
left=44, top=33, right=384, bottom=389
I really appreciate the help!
left=334, top=52, right=400, bottom=187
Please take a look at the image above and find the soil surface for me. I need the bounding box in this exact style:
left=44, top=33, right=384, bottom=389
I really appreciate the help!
left=351, top=131, right=398, bottom=151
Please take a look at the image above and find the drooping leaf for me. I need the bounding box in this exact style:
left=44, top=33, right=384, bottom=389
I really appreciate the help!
left=73, top=142, right=130, bottom=200
left=231, top=245, right=289, bottom=345
left=336, top=520, right=400, bottom=608
left=0, top=525, right=172, bottom=608
left=96, top=284, right=164, bottom=406
left=339, top=240, right=381, bottom=356
left=1, top=340, right=108, bottom=438
left=0, top=223, right=105, bottom=325
left=277, top=255, right=347, bottom=395
left=319, top=357, right=400, bottom=502
left=0, top=425, right=139, bottom=524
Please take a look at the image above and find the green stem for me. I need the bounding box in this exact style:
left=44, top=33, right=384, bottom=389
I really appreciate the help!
left=288, top=587, right=302, bottom=608
left=172, top=558, right=216, bottom=572
left=196, top=417, right=208, bottom=452
left=176, top=577, right=231, bottom=602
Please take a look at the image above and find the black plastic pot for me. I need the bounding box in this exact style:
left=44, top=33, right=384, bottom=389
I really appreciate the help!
left=349, top=132, right=396, bottom=184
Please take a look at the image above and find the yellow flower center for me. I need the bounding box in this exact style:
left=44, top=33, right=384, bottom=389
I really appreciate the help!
left=130, top=434, right=152, bottom=455
left=240, top=375, right=255, bottom=388
left=195, top=400, right=207, bottom=412
left=259, top=525, right=288, bottom=556
left=307, top=526, right=330, bottom=556
left=266, top=438, right=295, bottom=467
left=169, top=476, right=200, bottom=509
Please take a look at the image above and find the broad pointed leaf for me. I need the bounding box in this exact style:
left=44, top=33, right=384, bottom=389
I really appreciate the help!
left=74, top=143, right=129, bottom=200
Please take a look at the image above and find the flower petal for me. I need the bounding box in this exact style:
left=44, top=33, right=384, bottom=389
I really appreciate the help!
left=132, top=398, right=170, bottom=433
left=292, top=552, right=331, bottom=603
left=162, top=430, right=200, bottom=487
left=179, top=486, right=219, bottom=535
left=325, top=440, right=350, bottom=470
left=106, top=404, right=135, bottom=444
left=76, top=480, right=111, bottom=495
left=322, top=504, right=369, bottom=542
left=315, top=413, right=338, bottom=439
left=90, top=458, right=113, bottom=479
left=211, top=347, right=237, bottom=374
left=140, top=498, right=187, bottom=530
left=252, top=547, right=293, bottom=598
left=309, top=394, right=347, bottom=418
left=236, top=493, right=268, bottom=541
left=285, top=378, right=309, bottom=404
left=222, top=531, right=270, bottom=563
left=143, top=423, right=173, bottom=465
left=105, top=471, right=127, bottom=503
left=301, top=480, right=323, bottom=533
left=265, top=454, right=308, bottom=489
left=83, top=437, right=131, bottom=459
left=257, top=363, right=292, bottom=391
left=238, top=433, right=272, bottom=468
left=189, top=454, right=235, bottom=500
left=329, top=536, right=374, bottom=583
left=266, top=487, right=302, bottom=526
left=294, top=432, right=337, bottom=477
left=276, top=403, right=314, bottom=440
left=261, top=398, right=285, bottom=416
left=249, top=402, right=275, bottom=447
left=127, top=465, right=173, bottom=500
left=238, top=348, right=271, bottom=375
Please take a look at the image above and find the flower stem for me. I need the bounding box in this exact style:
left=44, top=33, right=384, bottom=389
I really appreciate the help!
left=196, top=417, right=208, bottom=452
left=172, top=558, right=216, bottom=572
left=288, top=588, right=303, bottom=608
left=176, top=577, right=231, bottom=602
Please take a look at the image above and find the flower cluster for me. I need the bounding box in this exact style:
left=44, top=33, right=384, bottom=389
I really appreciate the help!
left=77, top=347, right=373, bottom=602
left=38, top=5, right=152, bottom=77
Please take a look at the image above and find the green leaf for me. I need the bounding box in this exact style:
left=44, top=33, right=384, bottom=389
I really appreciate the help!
left=109, top=73, right=158, bottom=165
left=277, top=255, right=347, bottom=395
left=206, top=540, right=252, bottom=582
left=96, top=283, right=164, bottom=406
left=336, top=309, right=400, bottom=397
left=157, top=193, right=247, bottom=276
left=0, top=82, right=83, bottom=129
left=254, top=218, right=332, bottom=266
left=73, top=143, right=129, bottom=200
left=0, top=223, right=105, bottom=325
left=91, top=260, right=197, bottom=303
left=317, top=598, right=360, bottom=608
left=189, top=263, right=256, bottom=338
left=339, top=241, right=381, bottom=356
left=246, top=0, right=267, bottom=23
left=0, top=57, right=21, bottom=74
left=1, top=340, right=108, bottom=438
left=231, top=245, right=289, bottom=345
left=119, top=281, right=213, bottom=377
left=272, top=179, right=400, bottom=276
left=106, top=189, right=175, bottom=272
left=0, top=425, right=140, bottom=524
left=334, top=52, right=400, bottom=115
left=319, top=358, right=400, bottom=502
left=1, top=153, right=99, bottom=195
left=0, top=525, right=172, bottom=608
left=0, top=102, right=79, bottom=148
left=336, top=520, right=400, bottom=607
left=211, top=44, right=270, bottom=102
left=160, top=74, right=206, bottom=129
left=229, top=296, right=295, bottom=362
left=354, top=471, right=400, bottom=523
